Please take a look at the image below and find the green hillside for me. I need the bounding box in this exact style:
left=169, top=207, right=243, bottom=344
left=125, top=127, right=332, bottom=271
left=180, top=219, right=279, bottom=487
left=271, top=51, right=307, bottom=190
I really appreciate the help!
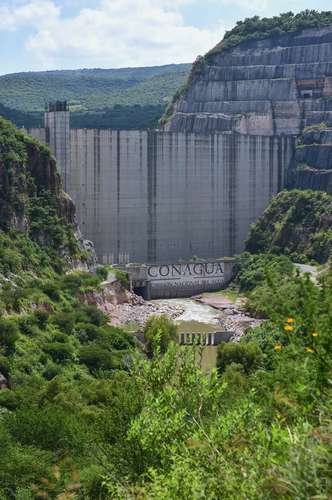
left=207, top=10, right=332, bottom=58
left=0, top=64, right=191, bottom=113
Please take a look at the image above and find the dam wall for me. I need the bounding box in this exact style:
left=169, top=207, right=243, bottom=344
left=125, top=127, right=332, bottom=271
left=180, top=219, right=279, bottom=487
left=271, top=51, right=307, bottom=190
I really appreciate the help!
left=28, top=124, right=295, bottom=264
left=69, top=129, right=294, bottom=263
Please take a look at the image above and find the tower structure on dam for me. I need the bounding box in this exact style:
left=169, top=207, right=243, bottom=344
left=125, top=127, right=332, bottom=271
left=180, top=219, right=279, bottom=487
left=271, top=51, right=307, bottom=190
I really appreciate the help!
left=44, top=101, right=70, bottom=191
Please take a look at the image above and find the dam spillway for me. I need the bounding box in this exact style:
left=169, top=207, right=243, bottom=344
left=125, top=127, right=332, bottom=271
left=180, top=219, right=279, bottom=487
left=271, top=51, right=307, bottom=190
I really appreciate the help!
left=28, top=110, right=295, bottom=264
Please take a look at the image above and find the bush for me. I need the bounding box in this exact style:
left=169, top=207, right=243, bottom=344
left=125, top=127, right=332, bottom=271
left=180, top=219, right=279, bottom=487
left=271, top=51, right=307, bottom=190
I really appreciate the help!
left=61, top=272, right=100, bottom=294
left=235, top=252, right=294, bottom=292
left=75, top=305, right=107, bottom=327
left=79, top=345, right=118, bottom=372
left=41, top=280, right=61, bottom=301
left=98, top=326, right=135, bottom=351
left=217, top=342, right=263, bottom=374
left=115, top=269, right=129, bottom=289
left=144, top=315, right=178, bottom=357
left=0, top=318, right=19, bottom=354
left=96, top=266, right=108, bottom=281
left=0, top=354, right=10, bottom=377
left=5, top=405, right=87, bottom=453
left=43, top=342, right=75, bottom=363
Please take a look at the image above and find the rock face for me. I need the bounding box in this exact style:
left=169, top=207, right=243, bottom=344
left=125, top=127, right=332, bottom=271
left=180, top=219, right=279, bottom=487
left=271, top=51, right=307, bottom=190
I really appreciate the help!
left=288, top=126, right=332, bottom=194
left=245, top=189, right=332, bottom=263
left=0, top=118, right=95, bottom=268
left=165, top=26, right=332, bottom=136
left=0, top=372, right=8, bottom=390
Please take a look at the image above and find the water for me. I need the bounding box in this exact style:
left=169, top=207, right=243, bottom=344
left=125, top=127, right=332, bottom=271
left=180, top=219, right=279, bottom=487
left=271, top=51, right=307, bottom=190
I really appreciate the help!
left=153, top=298, right=224, bottom=327
left=152, top=298, right=225, bottom=370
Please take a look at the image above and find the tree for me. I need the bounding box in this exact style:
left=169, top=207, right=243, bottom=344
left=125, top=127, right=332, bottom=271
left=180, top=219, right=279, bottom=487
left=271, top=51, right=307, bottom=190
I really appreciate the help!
left=144, top=315, right=178, bottom=358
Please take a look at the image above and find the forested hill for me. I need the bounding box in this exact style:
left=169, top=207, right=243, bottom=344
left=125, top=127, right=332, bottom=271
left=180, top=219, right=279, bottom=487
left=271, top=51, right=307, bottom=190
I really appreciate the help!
left=0, top=64, right=191, bottom=130
left=0, top=64, right=191, bottom=112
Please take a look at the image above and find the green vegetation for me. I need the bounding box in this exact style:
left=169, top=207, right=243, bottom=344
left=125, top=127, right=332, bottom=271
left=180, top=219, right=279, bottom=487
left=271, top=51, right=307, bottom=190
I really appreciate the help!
left=0, top=65, right=191, bottom=112
left=144, top=315, right=178, bottom=358
left=0, top=103, right=41, bottom=129
left=245, top=189, right=332, bottom=264
left=0, top=64, right=191, bottom=130
left=70, top=104, right=166, bottom=130
left=207, top=10, right=332, bottom=59
left=0, top=118, right=331, bottom=497
left=235, top=252, right=295, bottom=292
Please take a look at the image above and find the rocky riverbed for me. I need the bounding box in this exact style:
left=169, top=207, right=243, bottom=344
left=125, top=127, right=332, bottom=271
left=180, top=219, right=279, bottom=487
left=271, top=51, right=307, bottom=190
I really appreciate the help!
left=195, top=294, right=262, bottom=342
left=97, top=280, right=260, bottom=340
left=108, top=299, right=185, bottom=328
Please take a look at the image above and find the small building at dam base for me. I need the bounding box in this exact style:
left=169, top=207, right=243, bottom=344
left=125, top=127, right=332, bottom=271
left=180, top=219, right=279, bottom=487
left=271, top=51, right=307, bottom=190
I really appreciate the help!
left=124, top=259, right=235, bottom=299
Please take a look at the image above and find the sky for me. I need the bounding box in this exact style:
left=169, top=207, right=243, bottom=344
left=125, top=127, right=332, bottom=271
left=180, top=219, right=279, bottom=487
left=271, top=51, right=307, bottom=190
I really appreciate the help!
left=0, top=0, right=331, bottom=74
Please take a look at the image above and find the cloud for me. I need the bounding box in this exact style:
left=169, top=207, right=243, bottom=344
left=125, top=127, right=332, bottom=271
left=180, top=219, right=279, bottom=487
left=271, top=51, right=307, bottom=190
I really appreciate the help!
left=0, top=0, right=224, bottom=68
left=0, top=0, right=59, bottom=31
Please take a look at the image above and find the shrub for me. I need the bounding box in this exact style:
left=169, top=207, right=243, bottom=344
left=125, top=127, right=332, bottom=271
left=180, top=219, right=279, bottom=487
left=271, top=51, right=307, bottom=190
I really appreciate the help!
left=245, top=190, right=332, bottom=264
left=217, top=342, right=263, bottom=374
left=42, top=361, right=61, bottom=381
left=98, top=326, right=135, bottom=351
left=79, top=345, right=118, bottom=372
left=0, top=354, right=10, bottom=378
left=61, top=272, right=100, bottom=295
left=74, top=322, right=101, bottom=343
left=40, top=280, right=61, bottom=301
left=115, top=269, right=129, bottom=289
left=75, top=304, right=107, bottom=327
left=96, top=266, right=108, bottom=281
left=0, top=390, right=19, bottom=410
left=144, top=315, right=178, bottom=357
left=235, top=252, right=294, bottom=292
left=43, top=342, right=75, bottom=363
left=5, top=405, right=87, bottom=454
left=52, top=311, right=76, bottom=333
left=207, top=10, right=332, bottom=59
left=0, top=318, right=19, bottom=355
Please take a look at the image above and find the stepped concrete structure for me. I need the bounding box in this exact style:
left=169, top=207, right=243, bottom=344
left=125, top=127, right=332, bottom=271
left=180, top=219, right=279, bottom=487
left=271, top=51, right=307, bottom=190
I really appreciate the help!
left=166, top=26, right=332, bottom=136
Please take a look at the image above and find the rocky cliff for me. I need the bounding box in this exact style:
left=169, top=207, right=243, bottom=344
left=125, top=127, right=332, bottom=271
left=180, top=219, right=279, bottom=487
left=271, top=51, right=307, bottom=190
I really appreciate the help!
left=288, top=125, right=332, bottom=194
left=245, top=189, right=332, bottom=263
left=0, top=117, right=94, bottom=271
left=165, top=25, right=332, bottom=136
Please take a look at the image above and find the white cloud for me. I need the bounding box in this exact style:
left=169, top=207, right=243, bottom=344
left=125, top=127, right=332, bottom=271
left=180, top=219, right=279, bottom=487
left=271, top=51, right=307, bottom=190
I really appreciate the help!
left=0, top=0, right=224, bottom=68
left=218, top=0, right=272, bottom=10
left=0, top=0, right=59, bottom=31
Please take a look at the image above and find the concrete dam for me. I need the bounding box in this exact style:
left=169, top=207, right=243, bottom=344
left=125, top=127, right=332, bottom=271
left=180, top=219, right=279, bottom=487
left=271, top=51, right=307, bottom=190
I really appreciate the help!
left=28, top=106, right=294, bottom=265
left=24, top=27, right=332, bottom=267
